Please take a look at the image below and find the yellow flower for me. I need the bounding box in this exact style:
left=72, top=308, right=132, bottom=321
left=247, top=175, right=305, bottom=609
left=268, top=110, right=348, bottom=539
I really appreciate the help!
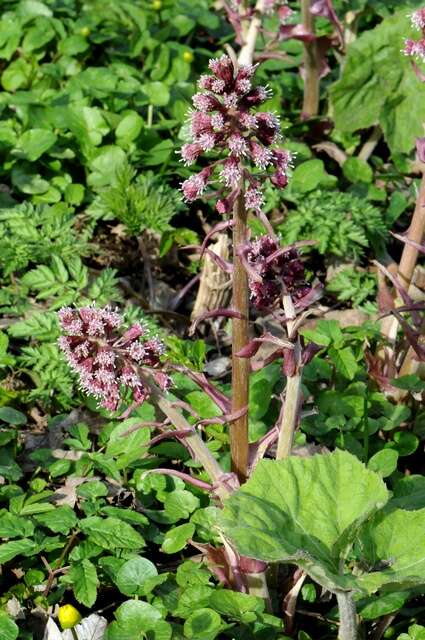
left=183, top=51, right=194, bottom=64
left=58, top=604, right=82, bottom=630
left=79, top=27, right=90, bottom=37
left=152, top=0, right=162, bottom=9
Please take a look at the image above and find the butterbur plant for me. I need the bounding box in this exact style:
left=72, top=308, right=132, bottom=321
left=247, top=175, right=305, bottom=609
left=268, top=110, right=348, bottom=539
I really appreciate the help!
left=181, top=52, right=293, bottom=481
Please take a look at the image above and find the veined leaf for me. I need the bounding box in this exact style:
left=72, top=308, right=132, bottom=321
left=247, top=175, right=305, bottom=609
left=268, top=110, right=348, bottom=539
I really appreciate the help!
left=68, top=559, right=98, bottom=607
left=221, top=450, right=388, bottom=592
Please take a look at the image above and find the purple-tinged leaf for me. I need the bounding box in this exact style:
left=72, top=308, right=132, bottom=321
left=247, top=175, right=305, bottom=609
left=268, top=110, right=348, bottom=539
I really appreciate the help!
left=264, top=240, right=317, bottom=266
left=310, top=0, right=344, bottom=46
left=373, top=261, right=419, bottom=324
left=146, top=430, right=195, bottom=448
left=200, top=220, right=234, bottom=257
left=250, top=349, right=284, bottom=371
left=390, top=311, right=425, bottom=361
left=178, top=368, right=232, bottom=413
left=294, top=284, right=324, bottom=311
left=279, top=24, right=316, bottom=42
left=190, top=308, right=244, bottom=335
left=301, top=341, right=322, bottom=365
left=236, top=332, right=293, bottom=358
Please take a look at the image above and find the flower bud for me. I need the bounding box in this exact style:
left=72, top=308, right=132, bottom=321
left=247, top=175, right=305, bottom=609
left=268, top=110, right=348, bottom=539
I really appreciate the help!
left=58, top=605, right=82, bottom=630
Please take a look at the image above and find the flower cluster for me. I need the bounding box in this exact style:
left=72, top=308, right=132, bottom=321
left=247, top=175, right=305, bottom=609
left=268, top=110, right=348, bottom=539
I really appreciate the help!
left=180, top=54, right=292, bottom=215
left=246, top=236, right=310, bottom=309
left=58, top=306, right=169, bottom=411
left=404, top=8, right=425, bottom=61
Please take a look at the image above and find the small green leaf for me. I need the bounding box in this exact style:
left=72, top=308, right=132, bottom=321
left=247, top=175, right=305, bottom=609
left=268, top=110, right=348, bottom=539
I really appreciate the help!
left=389, top=432, right=419, bottom=457
left=163, top=490, right=200, bottom=522
left=115, top=556, right=158, bottom=595
left=34, top=505, right=77, bottom=534
left=0, top=512, right=34, bottom=538
left=68, top=559, right=98, bottom=607
left=367, top=449, right=398, bottom=477
left=0, top=539, right=39, bottom=563
left=290, top=159, right=336, bottom=194
left=0, top=407, right=27, bottom=425
left=14, top=129, right=57, bottom=161
left=183, top=608, right=222, bottom=639
left=161, top=523, right=195, bottom=554
left=116, top=111, right=143, bottom=142
left=329, top=347, right=358, bottom=380
left=64, top=183, right=85, bottom=205
left=343, top=157, right=373, bottom=184
left=0, top=612, right=18, bottom=640
left=143, top=81, right=170, bottom=106
left=80, top=516, right=145, bottom=550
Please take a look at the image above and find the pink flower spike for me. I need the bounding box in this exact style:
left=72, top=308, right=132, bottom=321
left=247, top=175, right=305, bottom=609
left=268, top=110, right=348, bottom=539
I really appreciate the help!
left=58, top=305, right=168, bottom=412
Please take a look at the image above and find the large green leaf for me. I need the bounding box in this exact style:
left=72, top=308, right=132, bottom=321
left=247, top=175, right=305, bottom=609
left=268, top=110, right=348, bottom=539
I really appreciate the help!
left=330, top=11, right=425, bottom=153
left=358, top=508, right=425, bottom=593
left=221, top=450, right=388, bottom=591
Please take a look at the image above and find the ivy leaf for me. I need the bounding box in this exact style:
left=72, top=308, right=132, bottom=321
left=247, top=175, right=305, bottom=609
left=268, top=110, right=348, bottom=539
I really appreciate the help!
left=68, top=559, right=99, bottom=607
left=107, top=600, right=164, bottom=640
left=221, top=450, right=388, bottom=592
left=115, top=557, right=158, bottom=596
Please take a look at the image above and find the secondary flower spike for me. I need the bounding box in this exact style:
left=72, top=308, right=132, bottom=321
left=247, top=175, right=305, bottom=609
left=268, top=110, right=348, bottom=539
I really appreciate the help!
left=180, top=54, right=292, bottom=214
left=404, top=8, right=425, bottom=61
left=58, top=306, right=169, bottom=411
left=246, top=236, right=311, bottom=309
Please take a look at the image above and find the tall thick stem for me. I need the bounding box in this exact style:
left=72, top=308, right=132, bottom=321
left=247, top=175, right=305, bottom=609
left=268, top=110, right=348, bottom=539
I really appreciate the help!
left=336, top=591, right=358, bottom=640
left=276, top=295, right=302, bottom=460
left=231, top=191, right=250, bottom=483
left=301, top=0, right=320, bottom=119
